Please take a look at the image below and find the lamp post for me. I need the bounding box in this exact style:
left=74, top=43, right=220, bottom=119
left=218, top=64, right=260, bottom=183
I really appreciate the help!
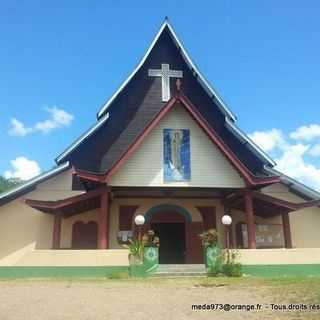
left=134, top=214, right=145, bottom=242
left=221, top=214, right=232, bottom=263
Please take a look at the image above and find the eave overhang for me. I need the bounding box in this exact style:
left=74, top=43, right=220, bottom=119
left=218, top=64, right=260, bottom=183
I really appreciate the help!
left=226, top=190, right=320, bottom=218
left=24, top=187, right=106, bottom=217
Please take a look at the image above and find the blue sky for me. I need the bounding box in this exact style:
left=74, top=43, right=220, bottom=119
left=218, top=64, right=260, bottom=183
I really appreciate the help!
left=1, top=1, right=320, bottom=189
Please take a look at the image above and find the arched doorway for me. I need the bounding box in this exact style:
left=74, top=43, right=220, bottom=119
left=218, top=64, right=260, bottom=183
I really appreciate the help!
left=72, top=221, right=98, bottom=249
left=144, top=204, right=195, bottom=264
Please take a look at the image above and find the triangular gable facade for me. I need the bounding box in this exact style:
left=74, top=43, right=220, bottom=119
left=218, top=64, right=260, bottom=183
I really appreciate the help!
left=109, top=101, right=245, bottom=188
left=55, top=20, right=275, bottom=179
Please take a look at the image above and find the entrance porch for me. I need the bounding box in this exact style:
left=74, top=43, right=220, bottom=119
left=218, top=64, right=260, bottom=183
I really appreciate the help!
left=23, top=184, right=317, bottom=265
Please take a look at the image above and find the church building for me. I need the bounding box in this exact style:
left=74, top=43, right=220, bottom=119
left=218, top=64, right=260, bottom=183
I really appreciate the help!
left=0, top=20, right=320, bottom=273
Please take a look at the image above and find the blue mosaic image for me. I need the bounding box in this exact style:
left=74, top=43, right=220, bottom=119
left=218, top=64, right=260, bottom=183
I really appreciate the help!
left=163, top=129, right=191, bottom=181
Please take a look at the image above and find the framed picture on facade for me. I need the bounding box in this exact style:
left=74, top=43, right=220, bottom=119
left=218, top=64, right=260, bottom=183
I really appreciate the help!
left=163, top=129, right=191, bottom=181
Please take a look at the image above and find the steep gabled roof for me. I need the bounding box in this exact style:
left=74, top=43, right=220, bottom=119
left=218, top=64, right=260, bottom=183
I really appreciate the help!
left=97, top=18, right=236, bottom=121
left=55, top=18, right=275, bottom=168
left=56, top=113, right=109, bottom=163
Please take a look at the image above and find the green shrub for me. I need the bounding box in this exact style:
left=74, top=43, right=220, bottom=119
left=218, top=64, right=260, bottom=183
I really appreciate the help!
left=207, top=248, right=243, bottom=277
left=222, top=263, right=242, bottom=277
left=142, top=230, right=160, bottom=247
left=207, top=264, right=222, bottom=277
left=199, top=229, right=219, bottom=248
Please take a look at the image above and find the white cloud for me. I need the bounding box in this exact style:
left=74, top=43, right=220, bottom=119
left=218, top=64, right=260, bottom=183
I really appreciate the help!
left=290, top=124, right=320, bottom=141
left=309, top=144, right=320, bottom=157
left=275, top=144, right=320, bottom=191
left=249, top=126, right=320, bottom=191
left=34, top=107, right=74, bottom=133
left=8, top=106, right=74, bottom=136
left=4, top=157, right=41, bottom=181
left=9, top=118, right=33, bottom=137
left=248, top=129, right=285, bottom=152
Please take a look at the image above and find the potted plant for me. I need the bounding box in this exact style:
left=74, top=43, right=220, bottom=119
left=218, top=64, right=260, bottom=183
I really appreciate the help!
left=123, top=239, right=145, bottom=276
left=199, top=229, right=220, bottom=268
left=127, top=239, right=144, bottom=262
left=142, top=230, right=160, bottom=272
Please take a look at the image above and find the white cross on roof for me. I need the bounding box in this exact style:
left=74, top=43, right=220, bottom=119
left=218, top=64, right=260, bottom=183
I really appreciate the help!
left=148, top=64, right=183, bottom=101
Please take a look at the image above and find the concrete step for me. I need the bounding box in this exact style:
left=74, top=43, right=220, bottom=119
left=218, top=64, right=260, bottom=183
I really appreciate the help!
left=152, top=264, right=207, bottom=277
left=151, top=272, right=206, bottom=277
left=157, top=264, right=206, bottom=271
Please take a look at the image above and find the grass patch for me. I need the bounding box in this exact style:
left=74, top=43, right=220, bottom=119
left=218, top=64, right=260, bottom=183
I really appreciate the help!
left=107, top=272, right=130, bottom=280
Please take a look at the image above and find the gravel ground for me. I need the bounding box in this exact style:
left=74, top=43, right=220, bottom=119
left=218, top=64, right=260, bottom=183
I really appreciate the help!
left=0, top=278, right=318, bottom=320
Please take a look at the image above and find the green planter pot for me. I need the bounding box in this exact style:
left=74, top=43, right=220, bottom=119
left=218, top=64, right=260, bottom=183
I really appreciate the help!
left=205, top=245, right=220, bottom=268
left=129, top=264, right=146, bottom=277
left=143, top=246, right=159, bottom=274
left=129, top=255, right=145, bottom=278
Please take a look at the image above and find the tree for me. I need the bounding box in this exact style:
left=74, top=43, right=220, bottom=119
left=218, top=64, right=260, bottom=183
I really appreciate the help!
left=0, top=176, right=23, bottom=193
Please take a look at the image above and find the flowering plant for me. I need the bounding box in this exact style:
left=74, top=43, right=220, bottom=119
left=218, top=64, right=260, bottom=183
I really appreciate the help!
left=199, top=229, right=219, bottom=248
left=142, top=230, right=160, bottom=247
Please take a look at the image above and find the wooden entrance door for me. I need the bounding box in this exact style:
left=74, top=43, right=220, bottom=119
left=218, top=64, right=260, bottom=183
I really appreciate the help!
left=152, top=222, right=185, bottom=264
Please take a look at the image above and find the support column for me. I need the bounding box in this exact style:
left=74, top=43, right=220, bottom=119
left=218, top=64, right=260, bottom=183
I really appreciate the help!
left=228, top=224, right=234, bottom=249
left=98, top=188, right=109, bottom=249
left=52, top=214, right=62, bottom=249
left=282, top=211, right=293, bottom=248
left=244, top=191, right=256, bottom=249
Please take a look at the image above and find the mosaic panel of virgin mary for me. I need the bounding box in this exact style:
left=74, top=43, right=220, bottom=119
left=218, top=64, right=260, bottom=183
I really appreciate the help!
left=163, top=129, right=191, bottom=181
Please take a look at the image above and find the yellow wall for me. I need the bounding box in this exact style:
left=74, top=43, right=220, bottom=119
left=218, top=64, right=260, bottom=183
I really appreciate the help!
left=15, top=249, right=129, bottom=267
left=61, top=209, right=98, bottom=248
left=0, top=200, right=53, bottom=264
left=109, top=104, right=245, bottom=188
left=261, top=183, right=320, bottom=248
left=0, top=169, right=82, bottom=264
left=7, top=247, right=320, bottom=267
left=30, top=169, right=83, bottom=201
left=238, top=248, right=320, bottom=265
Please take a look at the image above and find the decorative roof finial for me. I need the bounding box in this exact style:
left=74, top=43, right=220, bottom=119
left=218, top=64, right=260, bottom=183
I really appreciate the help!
left=176, top=78, right=182, bottom=92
